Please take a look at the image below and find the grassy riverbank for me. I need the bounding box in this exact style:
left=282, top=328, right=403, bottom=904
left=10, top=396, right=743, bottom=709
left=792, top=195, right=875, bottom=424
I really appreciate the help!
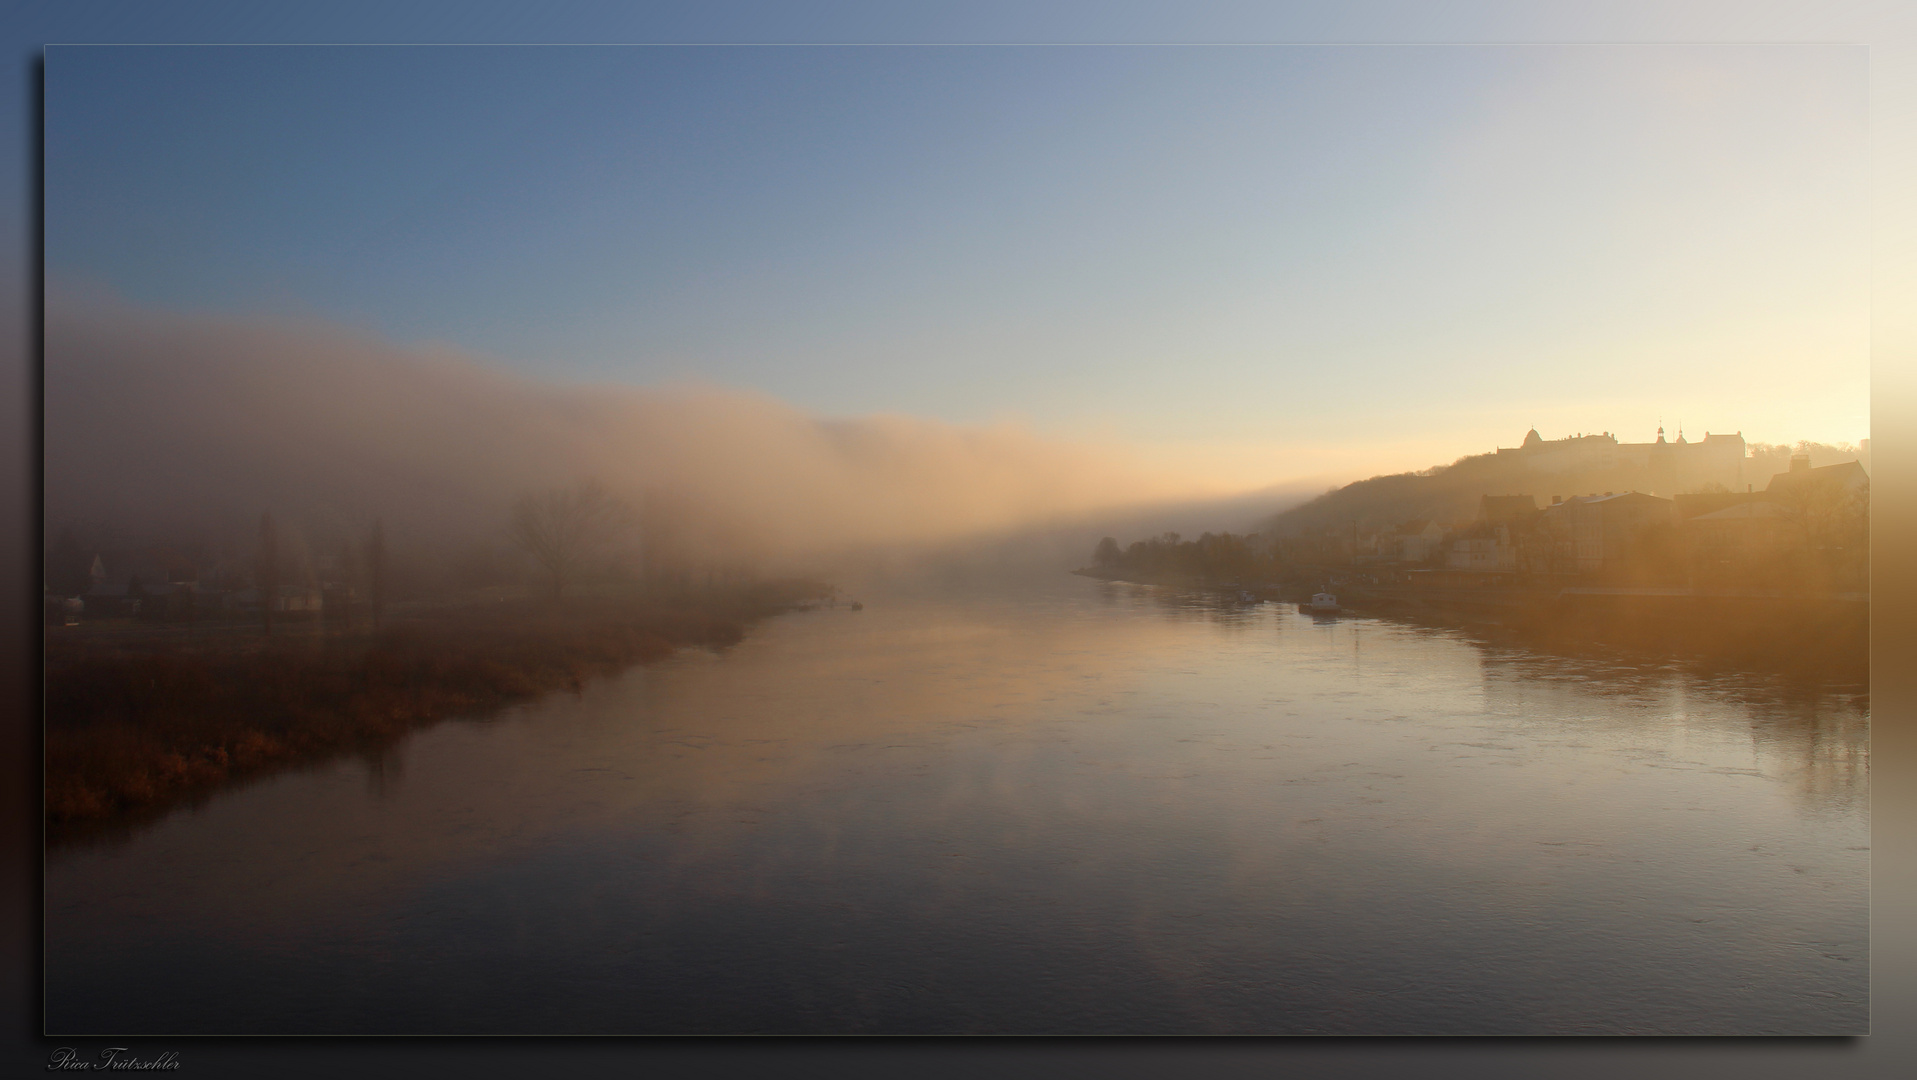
left=45, top=581, right=829, bottom=833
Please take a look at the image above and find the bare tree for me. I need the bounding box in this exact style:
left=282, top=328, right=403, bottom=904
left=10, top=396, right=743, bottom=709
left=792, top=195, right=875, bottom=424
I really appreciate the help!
left=257, top=513, right=279, bottom=636
left=507, top=481, right=633, bottom=600
left=365, top=518, right=386, bottom=630
left=1770, top=477, right=1869, bottom=589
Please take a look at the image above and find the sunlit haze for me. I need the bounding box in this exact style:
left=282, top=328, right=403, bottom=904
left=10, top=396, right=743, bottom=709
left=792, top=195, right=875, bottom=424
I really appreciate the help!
left=46, top=44, right=1867, bottom=497
left=40, top=33, right=1882, bottom=1041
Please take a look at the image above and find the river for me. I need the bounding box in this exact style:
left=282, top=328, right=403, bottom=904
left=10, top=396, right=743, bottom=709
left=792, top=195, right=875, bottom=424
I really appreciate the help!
left=45, top=576, right=1869, bottom=1034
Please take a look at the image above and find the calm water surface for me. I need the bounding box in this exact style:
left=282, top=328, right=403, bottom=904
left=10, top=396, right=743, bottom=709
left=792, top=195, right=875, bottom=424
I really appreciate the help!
left=45, top=578, right=1868, bottom=1034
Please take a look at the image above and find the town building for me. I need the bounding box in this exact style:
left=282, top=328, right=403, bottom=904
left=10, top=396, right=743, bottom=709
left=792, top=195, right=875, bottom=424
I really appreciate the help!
left=1765, top=456, right=1868, bottom=498
left=1495, top=426, right=1748, bottom=492
left=1685, top=500, right=1798, bottom=579
left=1444, top=530, right=1511, bottom=572
left=1442, top=496, right=1539, bottom=573
left=1673, top=490, right=1765, bottom=522
left=1535, top=491, right=1675, bottom=576
left=1384, top=520, right=1447, bottom=564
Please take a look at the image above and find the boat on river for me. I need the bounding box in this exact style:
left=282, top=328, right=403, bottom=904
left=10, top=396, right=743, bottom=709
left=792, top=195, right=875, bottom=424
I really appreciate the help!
left=1300, top=592, right=1340, bottom=614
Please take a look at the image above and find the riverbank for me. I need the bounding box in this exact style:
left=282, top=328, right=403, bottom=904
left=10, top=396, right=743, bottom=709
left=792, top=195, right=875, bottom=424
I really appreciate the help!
left=1075, top=568, right=1869, bottom=683
left=1346, top=583, right=1868, bottom=681
left=45, top=580, right=830, bottom=836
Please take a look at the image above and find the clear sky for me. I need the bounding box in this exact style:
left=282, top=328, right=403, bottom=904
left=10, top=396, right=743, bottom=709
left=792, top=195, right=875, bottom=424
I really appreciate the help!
left=44, top=42, right=1867, bottom=488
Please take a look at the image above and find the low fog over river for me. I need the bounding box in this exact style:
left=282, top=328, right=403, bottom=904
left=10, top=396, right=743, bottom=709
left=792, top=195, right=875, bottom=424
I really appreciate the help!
left=46, top=574, right=1867, bottom=1034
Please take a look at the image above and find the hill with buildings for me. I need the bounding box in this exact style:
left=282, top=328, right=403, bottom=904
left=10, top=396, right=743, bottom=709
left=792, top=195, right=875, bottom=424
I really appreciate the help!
left=1234, top=426, right=1869, bottom=597
left=1080, top=427, right=1867, bottom=674
left=1261, top=427, right=1863, bottom=541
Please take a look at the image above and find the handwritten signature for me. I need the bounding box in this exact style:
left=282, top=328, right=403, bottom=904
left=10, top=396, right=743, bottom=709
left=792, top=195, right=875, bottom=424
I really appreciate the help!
left=48, top=1047, right=180, bottom=1071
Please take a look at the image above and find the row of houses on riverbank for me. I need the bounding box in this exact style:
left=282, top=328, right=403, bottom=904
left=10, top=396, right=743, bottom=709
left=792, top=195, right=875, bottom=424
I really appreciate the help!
left=43, top=536, right=351, bottom=626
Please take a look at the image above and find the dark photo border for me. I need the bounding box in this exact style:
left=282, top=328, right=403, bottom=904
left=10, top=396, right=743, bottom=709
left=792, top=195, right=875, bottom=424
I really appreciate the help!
left=7, top=4, right=1914, bottom=1078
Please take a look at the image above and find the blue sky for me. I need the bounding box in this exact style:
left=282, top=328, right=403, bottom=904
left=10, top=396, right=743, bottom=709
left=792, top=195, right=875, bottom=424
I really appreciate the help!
left=41, top=39, right=1870, bottom=487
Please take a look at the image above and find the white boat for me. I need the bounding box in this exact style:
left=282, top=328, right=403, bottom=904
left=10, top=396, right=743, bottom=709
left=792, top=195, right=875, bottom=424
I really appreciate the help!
left=1301, top=592, right=1340, bottom=614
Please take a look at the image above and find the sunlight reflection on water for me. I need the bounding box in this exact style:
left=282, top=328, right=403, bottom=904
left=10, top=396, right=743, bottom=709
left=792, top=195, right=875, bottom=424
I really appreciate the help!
left=45, top=577, right=1868, bottom=1034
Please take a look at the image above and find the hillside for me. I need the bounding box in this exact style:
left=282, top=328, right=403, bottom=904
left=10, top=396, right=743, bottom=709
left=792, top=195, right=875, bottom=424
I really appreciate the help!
left=1261, top=435, right=1862, bottom=537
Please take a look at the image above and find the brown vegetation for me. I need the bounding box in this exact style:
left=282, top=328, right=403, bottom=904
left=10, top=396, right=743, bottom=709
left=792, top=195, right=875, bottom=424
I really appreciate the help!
left=45, top=582, right=827, bottom=833
left=1359, top=589, right=1871, bottom=683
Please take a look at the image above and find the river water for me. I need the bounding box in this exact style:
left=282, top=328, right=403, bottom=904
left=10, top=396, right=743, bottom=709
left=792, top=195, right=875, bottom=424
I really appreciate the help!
left=45, top=577, right=1869, bottom=1034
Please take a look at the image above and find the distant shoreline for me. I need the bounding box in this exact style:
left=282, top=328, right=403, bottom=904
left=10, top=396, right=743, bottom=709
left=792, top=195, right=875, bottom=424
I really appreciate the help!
left=1073, top=568, right=1868, bottom=683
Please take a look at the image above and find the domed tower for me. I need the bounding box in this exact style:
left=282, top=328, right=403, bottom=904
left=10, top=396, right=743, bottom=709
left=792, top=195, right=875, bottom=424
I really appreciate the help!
left=1521, top=427, right=1544, bottom=451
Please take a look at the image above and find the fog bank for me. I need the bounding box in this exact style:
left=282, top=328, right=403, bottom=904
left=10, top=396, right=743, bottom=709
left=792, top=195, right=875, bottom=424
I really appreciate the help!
left=45, top=293, right=1247, bottom=570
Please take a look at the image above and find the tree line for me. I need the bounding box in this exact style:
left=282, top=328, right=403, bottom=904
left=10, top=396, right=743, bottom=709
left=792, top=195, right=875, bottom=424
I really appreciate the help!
left=1090, top=531, right=1281, bottom=586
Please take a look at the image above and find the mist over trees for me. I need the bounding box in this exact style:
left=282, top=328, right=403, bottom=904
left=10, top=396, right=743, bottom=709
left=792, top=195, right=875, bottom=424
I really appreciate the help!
left=256, top=513, right=279, bottom=635
left=365, top=518, right=386, bottom=628
left=43, top=291, right=1207, bottom=580
left=507, top=481, right=634, bottom=599
left=1086, top=531, right=1279, bottom=586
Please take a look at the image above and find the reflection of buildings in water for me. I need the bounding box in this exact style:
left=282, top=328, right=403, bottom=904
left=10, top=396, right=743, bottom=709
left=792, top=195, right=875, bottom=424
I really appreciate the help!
left=1096, top=580, right=1270, bottom=630
left=1108, top=587, right=1870, bottom=820
left=1727, top=690, right=1868, bottom=815
left=1473, top=648, right=1867, bottom=813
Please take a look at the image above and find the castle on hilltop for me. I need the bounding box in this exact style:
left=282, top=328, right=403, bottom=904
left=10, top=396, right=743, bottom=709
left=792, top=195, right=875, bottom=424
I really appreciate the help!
left=1494, top=426, right=1748, bottom=493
